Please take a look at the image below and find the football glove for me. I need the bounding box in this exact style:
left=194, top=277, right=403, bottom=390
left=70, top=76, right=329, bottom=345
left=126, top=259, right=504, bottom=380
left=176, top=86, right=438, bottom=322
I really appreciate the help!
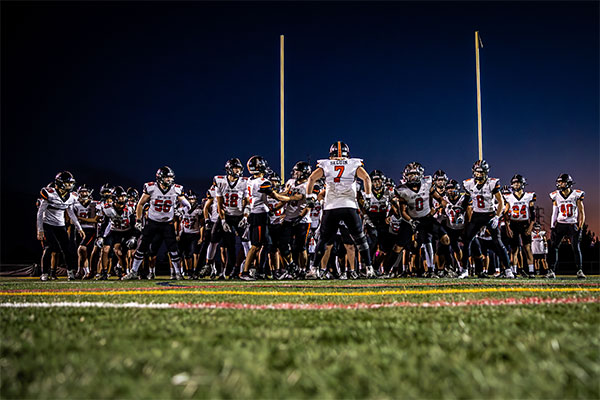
left=490, top=216, right=500, bottom=230
left=126, top=236, right=137, bottom=249
left=238, top=216, right=249, bottom=229
left=95, top=237, right=104, bottom=248
left=363, top=215, right=375, bottom=229
left=362, top=193, right=373, bottom=210
left=221, top=219, right=232, bottom=233
left=134, top=221, right=143, bottom=231
left=409, top=219, right=419, bottom=231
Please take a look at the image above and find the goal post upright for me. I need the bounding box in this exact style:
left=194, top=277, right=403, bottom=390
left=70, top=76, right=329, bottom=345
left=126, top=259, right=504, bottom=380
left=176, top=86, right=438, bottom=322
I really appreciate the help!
left=280, top=34, right=285, bottom=178
left=475, top=31, right=483, bottom=161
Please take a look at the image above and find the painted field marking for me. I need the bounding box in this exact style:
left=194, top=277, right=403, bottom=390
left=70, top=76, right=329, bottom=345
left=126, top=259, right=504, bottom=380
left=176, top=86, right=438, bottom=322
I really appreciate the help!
left=0, top=287, right=599, bottom=297
left=0, top=296, right=598, bottom=310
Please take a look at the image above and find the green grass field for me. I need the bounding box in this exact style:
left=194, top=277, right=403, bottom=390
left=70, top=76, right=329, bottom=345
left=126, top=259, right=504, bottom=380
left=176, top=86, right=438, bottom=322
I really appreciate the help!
left=1, top=277, right=598, bottom=399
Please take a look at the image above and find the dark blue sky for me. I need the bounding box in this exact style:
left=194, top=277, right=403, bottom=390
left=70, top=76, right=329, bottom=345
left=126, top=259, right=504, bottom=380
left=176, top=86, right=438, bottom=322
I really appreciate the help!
left=2, top=1, right=598, bottom=261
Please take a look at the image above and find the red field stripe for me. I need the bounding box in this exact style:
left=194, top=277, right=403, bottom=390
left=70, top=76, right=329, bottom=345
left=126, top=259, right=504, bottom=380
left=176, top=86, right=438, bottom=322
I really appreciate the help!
left=170, top=296, right=600, bottom=310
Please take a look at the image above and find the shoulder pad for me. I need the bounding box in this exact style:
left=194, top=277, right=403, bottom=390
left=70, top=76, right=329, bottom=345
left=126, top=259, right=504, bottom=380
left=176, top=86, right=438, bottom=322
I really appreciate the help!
left=174, top=184, right=182, bottom=189
left=47, top=187, right=55, bottom=194
left=40, top=188, right=49, bottom=199
left=575, top=190, right=582, bottom=193
left=104, top=203, right=112, bottom=209
left=147, top=182, right=155, bottom=186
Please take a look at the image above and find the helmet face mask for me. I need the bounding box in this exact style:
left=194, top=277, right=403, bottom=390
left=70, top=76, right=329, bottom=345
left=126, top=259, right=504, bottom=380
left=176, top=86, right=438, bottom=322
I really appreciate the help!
left=369, top=170, right=385, bottom=191
left=113, top=186, right=128, bottom=207
left=445, top=179, right=460, bottom=199
left=186, top=189, right=197, bottom=204
left=269, top=173, right=282, bottom=191
left=329, top=141, right=350, bottom=158
left=225, top=158, right=244, bottom=178
left=533, top=222, right=541, bottom=231
left=156, top=166, right=175, bottom=189
left=433, top=170, right=448, bottom=189
left=403, top=162, right=424, bottom=185
left=127, top=188, right=139, bottom=203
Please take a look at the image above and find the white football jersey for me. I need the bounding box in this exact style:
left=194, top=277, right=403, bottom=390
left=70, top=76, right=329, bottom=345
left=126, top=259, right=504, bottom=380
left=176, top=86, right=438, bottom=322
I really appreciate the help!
left=102, top=204, right=134, bottom=232
left=207, top=187, right=220, bottom=223
left=395, top=176, right=433, bottom=219
left=247, top=177, right=272, bottom=213
left=267, top=197, right=284, bottom=225
left=144, top=182, right=183, bottom=223
left=309, top=200, right=323, bottom=230
left=388, top=214, right=403, bottom=234
left=317, top=158, right=363, bottom=210
left=463, top=178, right=500, bottom=213
left=73, top=200, right=97, bottom=229
left=180, top=204, right=202, bottom=234
left=531, top=230, right=548, bottom=255
left=364, top=188, right=392, bottom=215
left=550, top=189, right=584, bottom=225
left=505, top=192, right=536, bottom=221
left=214, top=175, right=248, bottom=217
left=283, top=179, right=310, bottom=223
left=443, top=194, right=471, bottom=230
left=37, top=186, right=80, bottom=230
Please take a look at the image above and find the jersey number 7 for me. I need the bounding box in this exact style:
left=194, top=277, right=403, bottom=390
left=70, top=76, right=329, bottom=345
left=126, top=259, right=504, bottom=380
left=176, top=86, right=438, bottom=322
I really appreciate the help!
left=334, top=166, right=345, bottom=183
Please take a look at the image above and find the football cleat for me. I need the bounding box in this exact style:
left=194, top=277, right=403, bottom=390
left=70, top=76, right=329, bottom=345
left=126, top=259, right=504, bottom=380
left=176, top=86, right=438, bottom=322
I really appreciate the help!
left=504, top=269, right=515, bottom=279
left=147, top=272, right=155, bottom=280
left=121, top=271, right=139, bottom=281
left=339, top=272, right=348, bottom=280
left=544, top=270, right=556, bottom=279
left=458, top=270, right=469, bottom=279
left=40, top=273, right=49, bottom=282
left=349, top=270, right=359, bottom=280
left=365, top=265, right=376, bottom=279
left=576, top=269, right=586, bottom=279
left=67, top=270, right=76, bottom=281
left=175, top=273, right=184, bottom=281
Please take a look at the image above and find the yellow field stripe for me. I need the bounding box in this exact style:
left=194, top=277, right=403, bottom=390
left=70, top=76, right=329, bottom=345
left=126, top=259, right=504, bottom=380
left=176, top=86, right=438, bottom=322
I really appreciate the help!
left=0, top=287, right=598, bottom=297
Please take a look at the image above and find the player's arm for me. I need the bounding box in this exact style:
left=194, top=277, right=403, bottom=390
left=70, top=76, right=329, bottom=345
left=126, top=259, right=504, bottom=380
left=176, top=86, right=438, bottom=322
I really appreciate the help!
left=551, top=200, right=558, bottom=229
left=136, top=193, right=151, bottom=222
left=306, top=167, right=324, bottom=195
left=493, top=191, right=504, bottom=218
left=203, top=197, right=213, bottom=221
left=526, top=197, right=536, bottom=235
left=36, top=197, right=48, bottom=240
left=216, top=196, right=226, bottom=220
left=356, top=166, right=372, bottom=196
left=400, top=202, right=412, bottom=222
left=67, top=204, right=85, bottom=238
left=178, top=195, right=191, bottom=210
left=576, top=198, right=585, bottom=230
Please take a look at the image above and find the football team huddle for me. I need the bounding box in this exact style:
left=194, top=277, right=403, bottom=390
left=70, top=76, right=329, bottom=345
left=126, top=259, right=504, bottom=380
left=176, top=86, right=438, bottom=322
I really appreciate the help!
left=36, top=141, right=586, bottom=282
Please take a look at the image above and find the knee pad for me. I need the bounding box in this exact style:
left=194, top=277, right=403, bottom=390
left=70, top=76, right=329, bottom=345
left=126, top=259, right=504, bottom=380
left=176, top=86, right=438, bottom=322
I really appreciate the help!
left=169, top=251, right=181, bottom=262
left=352, top=233, right=369, bottom=252
left=133, top=250, right=145, bottom=260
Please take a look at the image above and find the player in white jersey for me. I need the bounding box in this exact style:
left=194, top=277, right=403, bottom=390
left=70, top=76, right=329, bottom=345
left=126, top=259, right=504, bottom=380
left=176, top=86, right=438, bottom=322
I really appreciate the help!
left=36, top=171, right=85, bottom=281
left=503, top=174, right=536, bottom=278
left=462, top=160, right=512, bottom=278
left=196, top=184, right=221, bottom=278
left=548, top=174, right=586, bottom=279
left=96, top=186, right=135, bottom=279
left=362, top=170, right=393, bottom=271
left=177, top=190, right=203, bottom=277
left=122, top=166, right=191, bottom=280
left=395, top=163, right=449, bottom=277
left=266, top=173, right=285, bottom=278
left=73, top=185, right=98, bottom=279
left=208, top=158, right=250, bottom=279
left=305, top=141, right=376, bottom=278
left=279, top=161, right=313, bottom=278
left=441, top=179, right=471, bottom=278
left=240, top=156, right=292, bottom=280
left=531, top=223, right=548, bottom=275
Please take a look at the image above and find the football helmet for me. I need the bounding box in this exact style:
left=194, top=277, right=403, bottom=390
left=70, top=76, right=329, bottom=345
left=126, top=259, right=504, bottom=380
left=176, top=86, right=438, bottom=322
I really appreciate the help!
left=370, top=170, right=385, bottom=190
left=472, top=160, right=490, bottom=183
left=433, top=170, right=448, bottom=188
left=186, top=189, right=197, bottom=203
left=269, top=172, right=282, bottom=190
left=156, top=166, right=175, bottom=189
left=113, top=186, right=128, bottom=206
left=225, top=158, right=244, bottom=178
left=100, top=183, right=114, bottom=200
left=403, top=162, right=424, bottom=185
left=533, top=222, right=541, bottom=231
left=127, top=187, right=139, bottom=202
left=329, top=141, right=350, bottom=158
left=77, top=184, right=92, bottom=201
left=501, top=185, right=512, bottom=195
left=55, top=171, right=76, bottom=192
left=247, top=156, right=269, bottom=175
left=556, top=173, right=573, bottom=190
left=292, top=161, right=312, bottom=180
left=511, top=174, right=527, bottom=191
left=445, top=179, right=460, bottom=198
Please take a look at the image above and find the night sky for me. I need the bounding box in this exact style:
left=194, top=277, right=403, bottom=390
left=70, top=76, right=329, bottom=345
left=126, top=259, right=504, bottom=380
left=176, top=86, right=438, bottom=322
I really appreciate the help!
left=2, top=1, right=598, bottom=263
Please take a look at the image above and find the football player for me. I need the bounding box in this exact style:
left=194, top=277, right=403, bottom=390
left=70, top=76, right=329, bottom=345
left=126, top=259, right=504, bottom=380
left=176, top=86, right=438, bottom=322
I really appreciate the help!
left=210, top=158, right=250, bottom=279
left=548, top=174, right=585, bottom=279
left=36, top=171, right=85, bottom=281
left=122, top=166, right=191, bottom=280
left=177, top=190, right=203, bottom=277
left=266, top=173, right=285, bottom=278
left=72, top=185, right=98, bottom=279
left=462, top=160, right=512, bottom=278
left=97, top=186, right=136, bottom=279
left=279, top=161, right=313, bottom=278
left=504, top=174, right=536, bottom=278
left=395, top=162, right=449, bottom=278
left=442, top=179, right=471, bottom=278
left=305, top=141, right=376, bottom=278
left=362, top=170, right=393, bottom=271
left=240, top=156, right=292, bottom=280
left=531, top=222, right=548, bottom=276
